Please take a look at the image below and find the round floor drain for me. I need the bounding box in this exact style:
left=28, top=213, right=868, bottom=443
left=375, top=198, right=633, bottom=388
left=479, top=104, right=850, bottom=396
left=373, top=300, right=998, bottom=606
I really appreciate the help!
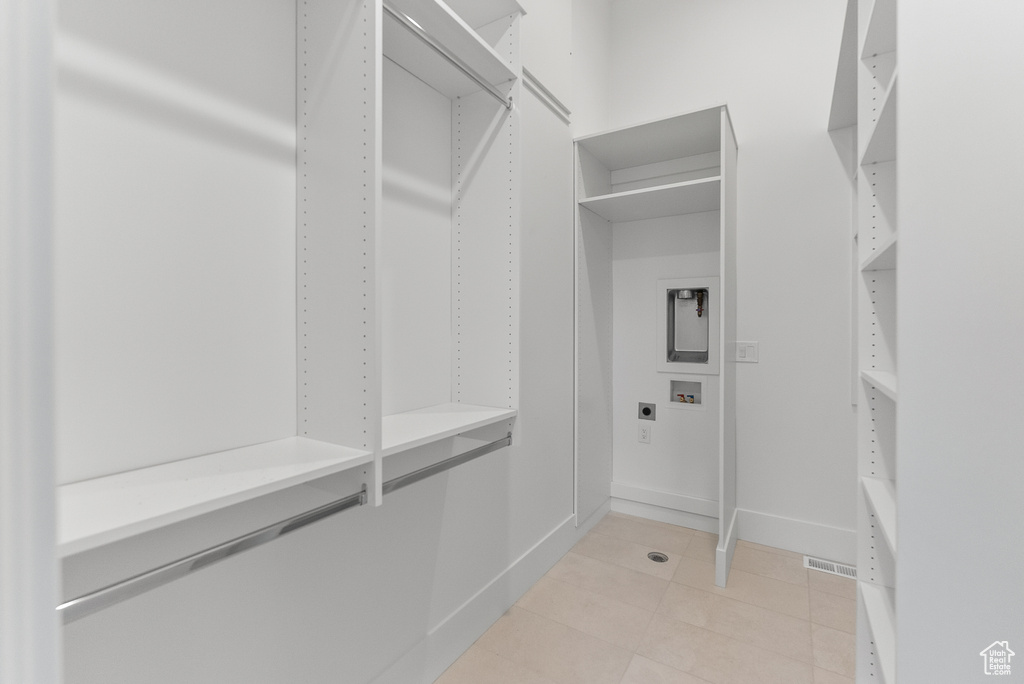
left=647, top=551, right=669, bottom=563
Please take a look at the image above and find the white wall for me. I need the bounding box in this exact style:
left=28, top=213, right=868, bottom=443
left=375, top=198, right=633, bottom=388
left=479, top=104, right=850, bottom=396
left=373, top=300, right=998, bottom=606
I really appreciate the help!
left=611, top=215, right=720, bottom=508
left=897, top=1, right=1024, bottom=679
left=570, top=0, right=612, bottom=136
left=593, top=0, right=857, bottom=559
left=380, top=58, right=453, bottom=416
left=54, top=0, right=298, bottom=483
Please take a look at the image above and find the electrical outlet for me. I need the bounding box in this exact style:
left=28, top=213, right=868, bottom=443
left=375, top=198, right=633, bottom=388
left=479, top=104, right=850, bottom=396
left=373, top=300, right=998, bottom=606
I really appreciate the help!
left=638, top=422, right=651, bottom=444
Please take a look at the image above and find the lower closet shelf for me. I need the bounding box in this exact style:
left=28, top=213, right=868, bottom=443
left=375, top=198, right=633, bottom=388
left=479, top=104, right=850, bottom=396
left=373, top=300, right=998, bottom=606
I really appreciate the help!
left=58, top=438, right=374, bottom=557
left=381, top=403, right=517, bottom=457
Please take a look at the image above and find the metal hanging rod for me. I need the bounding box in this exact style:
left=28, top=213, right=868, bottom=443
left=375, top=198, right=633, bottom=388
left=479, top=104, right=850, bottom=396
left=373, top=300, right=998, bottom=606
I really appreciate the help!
left=58, top=485, right=368, bottom=624
left=383, top=432, right=512, bottom=495
left=382, top=2, right=513, bottom=111
left=57, top=432, right=512, bottom=623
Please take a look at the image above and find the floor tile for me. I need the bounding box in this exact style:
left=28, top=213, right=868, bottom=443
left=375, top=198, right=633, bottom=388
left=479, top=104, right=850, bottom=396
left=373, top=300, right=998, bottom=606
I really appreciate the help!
left=436, top=517, right=855, bottom=684
left=809, top=589, right=856, bottom=634
left=811, top=623, right=856, bottom=678
left=682, top=533, right=718, bottom=563
left=475, top=606, right=633, bottom=684
left=672, top=557, right=811, bottom=620
left=808, top=570, right=857, bottom=601
left=546, top=551, right=670, bottom=612
left=656, top=581, right=717, bottom=627
left=814, top=666, right=855, bottom=684
left=658, top=582, right=813, bottom=663
left=573, top=530, right=680, bottom=580
left=594, top=513, right=695, bottom=555
left=620, top=654, right=713, bottom=684
left=434, top=645, right=558, bottom=684
left=638, top=614, right=814, bottom=684
left=735, top=539, right=804, bottom=559
left=516, top=575, right=653, bottom=651
left=703, top=593, right=813, bottom=663
left=730, top=544, right=809, bottom=586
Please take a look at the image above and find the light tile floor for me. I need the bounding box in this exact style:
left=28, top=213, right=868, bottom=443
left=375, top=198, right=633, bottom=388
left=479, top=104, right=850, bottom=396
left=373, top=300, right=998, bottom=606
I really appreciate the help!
left=435, top=512, right=856, bottom=684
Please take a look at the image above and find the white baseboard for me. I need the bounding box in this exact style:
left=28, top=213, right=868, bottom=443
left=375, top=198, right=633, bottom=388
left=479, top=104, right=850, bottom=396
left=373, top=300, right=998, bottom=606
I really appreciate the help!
left=608, top=482, right=855, bottom=567
left=736, top=508, right=856, bottom=565
left=372, top=512, right=585, bottom=684
left=576, top=497, right=612, bottom=534
left=610, top=497, right=718, bottom=534
left=610, top=482, right=718, bottom=518
left=715, top=507, right=738, bottom=587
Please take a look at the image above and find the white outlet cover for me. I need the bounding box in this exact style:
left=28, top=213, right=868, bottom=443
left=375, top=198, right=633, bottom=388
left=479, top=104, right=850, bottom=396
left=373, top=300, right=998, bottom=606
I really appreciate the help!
left=736, top=341, right=759, bottom=363
left=638, top=423, right=651, bottom=443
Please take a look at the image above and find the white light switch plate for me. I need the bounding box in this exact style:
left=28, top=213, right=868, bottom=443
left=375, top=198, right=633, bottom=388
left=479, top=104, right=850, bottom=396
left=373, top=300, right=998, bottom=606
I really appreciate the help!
left=736, top=341, right=759, bottom=363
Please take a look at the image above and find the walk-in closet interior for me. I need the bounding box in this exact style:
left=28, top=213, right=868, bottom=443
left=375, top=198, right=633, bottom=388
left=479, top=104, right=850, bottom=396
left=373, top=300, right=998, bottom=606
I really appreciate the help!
left=2, top=0, right=1022, bottom=682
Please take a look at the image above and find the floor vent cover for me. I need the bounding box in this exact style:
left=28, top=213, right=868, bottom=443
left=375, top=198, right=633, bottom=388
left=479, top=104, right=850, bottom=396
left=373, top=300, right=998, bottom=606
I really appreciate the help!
left=804, top=556, right=857, bottom=579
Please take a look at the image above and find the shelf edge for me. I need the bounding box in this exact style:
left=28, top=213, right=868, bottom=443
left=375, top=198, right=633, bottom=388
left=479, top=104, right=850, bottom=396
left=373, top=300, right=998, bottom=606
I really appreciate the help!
left=58, top=437, right=374, bottom=557
left=860, top=369, right=898, bottom=401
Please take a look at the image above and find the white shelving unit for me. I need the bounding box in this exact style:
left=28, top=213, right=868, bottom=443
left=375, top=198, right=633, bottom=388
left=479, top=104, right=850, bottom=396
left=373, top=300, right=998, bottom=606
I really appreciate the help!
left=52, top=0, right=523, bottom=577
left=59, top=439, right=374, bottom=557
left=379, top=0, right=522, bottom=462
left=577, top=177, right=722, bottom=223
left=383, top=0, right=516, bottom=99
left=574, top=106, right=738, bottom=587
left=837, top=0, right=899, bottom=679
left=381, top=404, right=516, bottom=457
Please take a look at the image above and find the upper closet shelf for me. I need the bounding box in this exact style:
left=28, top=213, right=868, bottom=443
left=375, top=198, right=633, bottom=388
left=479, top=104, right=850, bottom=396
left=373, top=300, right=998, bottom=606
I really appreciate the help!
left=576, top=107, right=724, bottom=172
left=861, top=0, right=896, bottom=58
left=383, top=0, right=517, bottom=102
left=861, top=71, right=897, bottom=165
left=382, top=403, right=517, bottom=457
left=580, top=177, right=721, bottom=223
left=58, top=438, right=373, bottom=557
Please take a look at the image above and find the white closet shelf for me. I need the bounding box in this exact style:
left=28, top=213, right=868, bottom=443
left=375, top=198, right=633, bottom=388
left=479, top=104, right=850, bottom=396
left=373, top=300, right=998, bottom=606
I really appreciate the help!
left=382, top=403, right=516, bottom=457
left=861, top=72, right=897, bottom=166
left=862, top=475, right=897, bottom=555
left=861, top=0, right=897, bottom=58
left=443, top=0, right=523, bottom=31
left=383, top=0, right=516, bottom=100
left=861, top=369, right=898, bottom=402
left=860, top=582, right=897, bottom=683
left=861, top=232, right=897, bottom=271
left=828, top=0, right=858, bottom=132
left=58, top=438, right=373, bottom=557
left=579, top=177, right=721, bottom=223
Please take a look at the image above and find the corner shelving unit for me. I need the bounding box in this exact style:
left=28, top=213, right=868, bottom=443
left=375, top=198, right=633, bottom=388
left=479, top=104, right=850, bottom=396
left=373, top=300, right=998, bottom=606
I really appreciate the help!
left=54, top=0, right=524, bottom=591
left=844, top=0, right=899, bottom=679
left=574, top=105, right=738, bottom=587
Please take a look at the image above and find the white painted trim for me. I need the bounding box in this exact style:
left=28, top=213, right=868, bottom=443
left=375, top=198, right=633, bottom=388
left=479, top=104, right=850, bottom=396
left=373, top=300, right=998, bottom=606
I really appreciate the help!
left=0, top=0, right=60, bottom=681
left=575, top=497, right=611, bottom=534
left=371, top=513, right=582, bottom=684
left=736, top=508, right=856, bottom=566
left=610, top=497, right=718, bottom=535
left=715, top=507, right=738, bottom=587
left=611, top=481, right=718, bottom=519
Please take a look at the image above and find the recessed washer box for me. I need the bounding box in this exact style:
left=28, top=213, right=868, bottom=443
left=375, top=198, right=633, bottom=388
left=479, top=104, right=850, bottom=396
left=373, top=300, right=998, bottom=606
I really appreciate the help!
left=657, top=277, right=720, bottom=375
left=667, top=377, right=707, bottom=411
